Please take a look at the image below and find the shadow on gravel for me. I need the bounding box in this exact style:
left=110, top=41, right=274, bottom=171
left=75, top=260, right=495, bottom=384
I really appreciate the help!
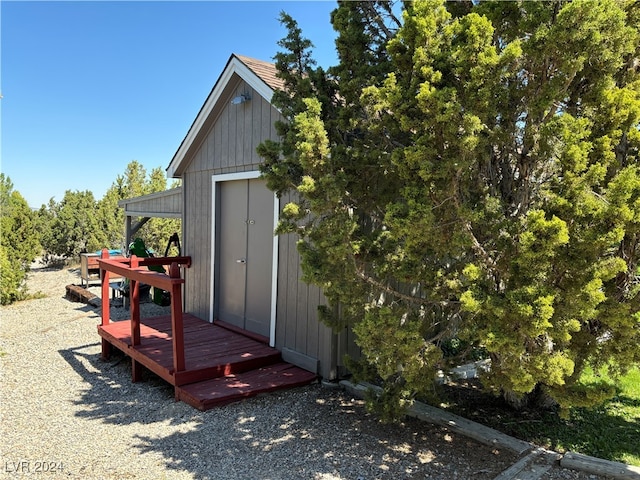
left=58, top=343, right=518, bottom=479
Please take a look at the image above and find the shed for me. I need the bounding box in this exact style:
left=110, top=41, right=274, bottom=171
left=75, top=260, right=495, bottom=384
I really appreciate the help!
left=160, top=54, right=356, bottom=380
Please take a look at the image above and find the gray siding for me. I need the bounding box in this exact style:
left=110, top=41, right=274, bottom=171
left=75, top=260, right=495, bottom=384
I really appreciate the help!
left=274, top=191, right=338, bottom=379
left=182, top=171, right=212, bottom=319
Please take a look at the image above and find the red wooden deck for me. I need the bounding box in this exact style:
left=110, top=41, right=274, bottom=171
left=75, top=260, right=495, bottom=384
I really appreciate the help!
left=98, top=315, right=316, bottom=410
left=96, top=251, right=316, bottom=411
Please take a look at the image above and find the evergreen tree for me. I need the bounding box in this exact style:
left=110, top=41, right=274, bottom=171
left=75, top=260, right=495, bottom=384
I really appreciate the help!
left=138, top=166, right=181, bottom=255
left=0, top=174, right=42, bottom=304
left=36, top=199, right=56, bottom=253
left=43, top=190, right=106, bottom=259
left=260, top=0, right=640, bottom=415
left=97, top=179, right=126, bottom=251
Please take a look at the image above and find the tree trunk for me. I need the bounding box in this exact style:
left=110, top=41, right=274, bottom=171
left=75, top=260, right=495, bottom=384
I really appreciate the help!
left=502, top=384, right=558, bottom=410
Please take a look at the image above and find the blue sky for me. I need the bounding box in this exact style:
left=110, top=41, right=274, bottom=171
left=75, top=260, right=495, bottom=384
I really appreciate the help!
left=1, top=1, right=339, bottom=208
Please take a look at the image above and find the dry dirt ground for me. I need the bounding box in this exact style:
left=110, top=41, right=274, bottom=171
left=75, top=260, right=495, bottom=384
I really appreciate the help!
left=0, top=263, right=609, bottom=479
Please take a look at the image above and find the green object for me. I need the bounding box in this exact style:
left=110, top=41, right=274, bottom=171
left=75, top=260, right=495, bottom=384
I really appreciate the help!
left=129, top=238, right=164, bottom=272
left=129, top=238, right=169, bottom=305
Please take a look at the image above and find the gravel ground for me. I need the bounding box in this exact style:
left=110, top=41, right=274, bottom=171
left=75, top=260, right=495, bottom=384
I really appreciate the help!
left=0, top=263, right=608, bottom=479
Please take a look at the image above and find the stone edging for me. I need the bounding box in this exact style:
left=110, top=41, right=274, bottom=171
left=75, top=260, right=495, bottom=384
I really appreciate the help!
left=340, top=380, right=640, bottom=480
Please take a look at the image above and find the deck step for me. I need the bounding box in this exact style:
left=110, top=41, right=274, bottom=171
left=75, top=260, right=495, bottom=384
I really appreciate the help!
left=176, top=362, right=317, bottom=411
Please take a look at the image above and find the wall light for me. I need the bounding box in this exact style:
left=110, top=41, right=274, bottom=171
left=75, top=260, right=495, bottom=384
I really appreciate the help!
left=231, top=94, right=250, bottom=105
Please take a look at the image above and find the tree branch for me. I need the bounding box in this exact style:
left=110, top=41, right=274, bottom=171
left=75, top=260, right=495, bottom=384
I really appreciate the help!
left=452, top=171, right=498, bottom=270
left=354, top=263, right=460, bottom=307
left=360, top=1, right=400, bottom=42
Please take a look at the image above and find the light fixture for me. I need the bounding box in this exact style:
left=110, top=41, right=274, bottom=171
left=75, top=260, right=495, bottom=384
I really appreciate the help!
left=231, top=94, right=250, bottom=105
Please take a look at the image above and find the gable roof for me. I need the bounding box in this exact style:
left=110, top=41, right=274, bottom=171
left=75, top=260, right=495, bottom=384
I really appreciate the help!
left=166, top=54, right=282, bottom=178
left=235, top=54, right=284, bottom=92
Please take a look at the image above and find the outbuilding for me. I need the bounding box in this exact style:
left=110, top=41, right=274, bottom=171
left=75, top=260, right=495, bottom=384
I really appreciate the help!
left=144, top=53, right=357, bottom=381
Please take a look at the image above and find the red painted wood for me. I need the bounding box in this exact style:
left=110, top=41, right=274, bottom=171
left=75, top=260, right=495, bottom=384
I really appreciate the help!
left=170, top=263, right=185, bottom=374
left=129, top=256, right=141, bottom=350
left=139, top=256, right=191, bottom=269
left=97, top=257, right=187, bottom=291
left=100, top=249, right=112, bottom=360
left=98, top=253, right=191, bottom=375
left=176, top=362, right=317, bottom=410
left=100, top=249, right=111, bottom=327
left=132, top=360, right=143, bottom=383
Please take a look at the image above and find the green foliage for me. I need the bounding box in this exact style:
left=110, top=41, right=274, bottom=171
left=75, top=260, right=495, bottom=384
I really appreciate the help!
left=136, top=167, right=182, bottom=255
left=40, top=190, right=106, bottom=259
left=0, top=247, right=24, bottom=305
left=0, top=175, right=41, bottom=304
left=260, top=0, right=640, bottom=417
left=38, top=161, right=181, bottom=262
left=1, top=163, right=178, bottom=304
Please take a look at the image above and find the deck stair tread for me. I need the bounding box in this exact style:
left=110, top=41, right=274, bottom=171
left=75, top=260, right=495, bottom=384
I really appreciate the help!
left=176, top=362, right=317, bottom=410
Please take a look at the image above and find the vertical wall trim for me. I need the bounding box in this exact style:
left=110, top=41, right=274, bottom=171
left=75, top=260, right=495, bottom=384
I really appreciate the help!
left=182, top=182, right=188, bottom=316
left=209, top=175, right=217, bottom=323
left=270, top=192, right=280, bottom=347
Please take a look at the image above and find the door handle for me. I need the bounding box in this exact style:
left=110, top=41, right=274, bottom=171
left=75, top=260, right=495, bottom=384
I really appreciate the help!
left=236, top=258, right=246, bottom=264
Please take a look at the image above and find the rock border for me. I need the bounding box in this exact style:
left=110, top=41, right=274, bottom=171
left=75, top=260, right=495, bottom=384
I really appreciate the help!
left=340, top=380, right=640, bottom=480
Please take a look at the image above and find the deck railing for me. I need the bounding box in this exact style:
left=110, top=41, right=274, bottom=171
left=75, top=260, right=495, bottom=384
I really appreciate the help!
left=98, top=249, right=192, bottom=381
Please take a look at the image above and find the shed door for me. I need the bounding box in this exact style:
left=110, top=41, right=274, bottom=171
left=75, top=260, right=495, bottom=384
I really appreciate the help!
left=217, top=179, right=273, bottom=337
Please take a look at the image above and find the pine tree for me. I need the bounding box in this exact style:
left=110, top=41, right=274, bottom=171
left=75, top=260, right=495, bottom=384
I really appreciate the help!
left=138, top=167, right=181, bottom=255
left=96, top=161, right=181, bottom=255
left=0, top=174, right=42, bottom=304
left=260, top=0, right=640, bottom=415
left=43, top=190, right=106, bottom=259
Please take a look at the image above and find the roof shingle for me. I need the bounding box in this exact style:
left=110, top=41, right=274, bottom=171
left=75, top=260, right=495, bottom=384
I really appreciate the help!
left=235, top=54, right=285, bottom=93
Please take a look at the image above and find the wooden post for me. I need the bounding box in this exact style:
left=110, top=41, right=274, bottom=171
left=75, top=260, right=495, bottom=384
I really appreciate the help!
left=100, top=249, right=111, bottom=360
left=125, top=216, right=132, bottom=252
left=170, top=262, right=185, bottom=379
left=129, top=255, right=142, bottom=382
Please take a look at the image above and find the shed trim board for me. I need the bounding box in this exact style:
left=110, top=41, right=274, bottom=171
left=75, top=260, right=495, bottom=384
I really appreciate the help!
left=118, top=187, right=183, bottom=208
left=123, top=210, right=182, bottom=219
left=209, top=171, right=279, bottom=347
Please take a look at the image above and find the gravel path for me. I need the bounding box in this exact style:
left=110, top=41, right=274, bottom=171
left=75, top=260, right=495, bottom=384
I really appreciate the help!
left=0, top=264, right=607, bottom=479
